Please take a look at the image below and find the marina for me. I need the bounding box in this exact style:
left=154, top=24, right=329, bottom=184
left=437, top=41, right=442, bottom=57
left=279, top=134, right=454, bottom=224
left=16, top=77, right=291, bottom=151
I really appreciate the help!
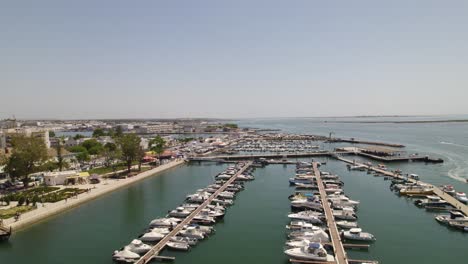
left=118, top=161, right=254, bottom=263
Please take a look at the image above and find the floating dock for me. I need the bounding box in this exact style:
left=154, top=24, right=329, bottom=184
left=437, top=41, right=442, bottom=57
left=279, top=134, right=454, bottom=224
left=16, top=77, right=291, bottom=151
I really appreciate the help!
left=135, top=161, right=253, bottom=264
left=335, top=157, right=468, bottom=216
left=312, top=162, right=348, bottom=264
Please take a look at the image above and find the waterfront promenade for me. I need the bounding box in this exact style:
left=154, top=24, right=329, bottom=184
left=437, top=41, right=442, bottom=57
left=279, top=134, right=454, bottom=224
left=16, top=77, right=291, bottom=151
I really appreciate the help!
left=3, top=159, right=186, bottom=231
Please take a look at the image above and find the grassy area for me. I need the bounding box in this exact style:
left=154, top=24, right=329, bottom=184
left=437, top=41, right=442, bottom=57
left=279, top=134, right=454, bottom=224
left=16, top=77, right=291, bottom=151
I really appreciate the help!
left=0, top=206, right=35, bottom=219
left=41, top=188, right=87, bottom=203
left=88, top=161, right=146, bottom=175
left=2, top=186, right=60, bottom=202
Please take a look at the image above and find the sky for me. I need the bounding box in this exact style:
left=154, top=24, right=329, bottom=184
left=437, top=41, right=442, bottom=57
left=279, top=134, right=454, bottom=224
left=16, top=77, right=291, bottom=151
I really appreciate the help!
left=1, top=0, right=468, bottom=119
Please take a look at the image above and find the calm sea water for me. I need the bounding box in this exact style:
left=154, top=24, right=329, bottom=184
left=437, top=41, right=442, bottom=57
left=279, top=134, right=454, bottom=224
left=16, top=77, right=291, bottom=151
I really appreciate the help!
left=1, top=118, right=468, bottom=263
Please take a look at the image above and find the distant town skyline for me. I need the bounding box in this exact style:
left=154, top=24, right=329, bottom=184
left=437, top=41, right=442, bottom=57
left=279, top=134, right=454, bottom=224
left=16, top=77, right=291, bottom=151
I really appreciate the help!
left=2, top=1, right=468, bottom=119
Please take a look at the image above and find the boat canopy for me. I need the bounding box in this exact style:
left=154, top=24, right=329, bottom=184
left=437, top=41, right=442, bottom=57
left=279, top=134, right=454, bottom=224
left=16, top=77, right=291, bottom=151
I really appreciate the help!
left=309, top=242, right=321, bottom=249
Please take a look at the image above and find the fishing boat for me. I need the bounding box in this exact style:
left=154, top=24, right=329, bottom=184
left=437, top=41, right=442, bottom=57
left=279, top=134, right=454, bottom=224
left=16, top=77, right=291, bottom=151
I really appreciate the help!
left=125, top=239, right=152, bottom=254
left=342, top=228, right=376, bottom=242
left=284, top=243, right=335, bottom=261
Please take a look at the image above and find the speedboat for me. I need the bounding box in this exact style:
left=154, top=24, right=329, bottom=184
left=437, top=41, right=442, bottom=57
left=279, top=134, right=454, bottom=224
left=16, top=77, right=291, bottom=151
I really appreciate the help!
left=291, top=197, right=323, bottom=212
left=284, top=243, right=335, bottom=261
left=286, top=221, right=316, bottom=231
left=336, top=220, right=358, bottom=229
left=149, top=217, right=181, bottom=228
left=113, top=248, right=140, bottom=262
left=140, top=231, right=166, bottom=242
left=435, top=211, right=468, bottom=224
left=415, top=196, right=450, bottom=208
left=236, top=174, right=254, bottom=181
left=454, top=192, right=468, bottom=203
left=288, top=229, right=330, bottom=243
left=218, top=191, right=235, bottom=199
left=170, top=236, right=198, bottom=246
left=125, top=239, right=151, bottom=254
left=342, top=228, right=376, bottom=242
left=441, top=185, right=456, bottom=195
left=166, top=241, right=190, bottom=251
left=333, top=208, right=357, bottom=221
left=179, top=226, right=205, bottom=239
left=168, top=207, right=192, bottom=218
left=288, top=211, right=323, bottom=224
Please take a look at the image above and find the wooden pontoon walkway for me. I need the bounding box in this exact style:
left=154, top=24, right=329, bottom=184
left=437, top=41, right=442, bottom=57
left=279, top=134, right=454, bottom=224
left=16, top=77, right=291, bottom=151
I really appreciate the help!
left=335, top=157, right=468, bottom=216
left=135, top=161, right=253, bottom=264
left=313, top=162, right=348, bottom=264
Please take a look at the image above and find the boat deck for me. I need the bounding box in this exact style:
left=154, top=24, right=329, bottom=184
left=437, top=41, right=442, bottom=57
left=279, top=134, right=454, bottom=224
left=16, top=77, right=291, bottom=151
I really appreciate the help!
left=135, top=161, right=253, bottom=264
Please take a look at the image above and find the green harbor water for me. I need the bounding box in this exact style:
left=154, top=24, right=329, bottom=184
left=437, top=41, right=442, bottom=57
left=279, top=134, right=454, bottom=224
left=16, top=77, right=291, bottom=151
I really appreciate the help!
left=1, top=118, right=468, bottom=263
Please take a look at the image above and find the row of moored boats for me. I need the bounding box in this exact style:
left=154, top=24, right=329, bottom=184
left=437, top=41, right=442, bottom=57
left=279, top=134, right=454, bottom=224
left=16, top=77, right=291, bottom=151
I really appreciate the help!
left=283, top=162, right=375, bottom=262
left=112, top=163, right=255, bottom=262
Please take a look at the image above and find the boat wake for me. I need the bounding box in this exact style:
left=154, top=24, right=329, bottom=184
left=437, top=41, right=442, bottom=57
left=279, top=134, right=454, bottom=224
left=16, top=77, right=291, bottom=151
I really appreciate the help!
left=440, top=141, right=468, bottom=148
left=447, top=156, right=468, bottom=183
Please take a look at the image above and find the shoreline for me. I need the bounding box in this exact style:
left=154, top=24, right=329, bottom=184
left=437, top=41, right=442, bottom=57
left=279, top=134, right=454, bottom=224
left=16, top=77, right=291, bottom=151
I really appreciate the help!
left=3, top=159, right=186, bottom=232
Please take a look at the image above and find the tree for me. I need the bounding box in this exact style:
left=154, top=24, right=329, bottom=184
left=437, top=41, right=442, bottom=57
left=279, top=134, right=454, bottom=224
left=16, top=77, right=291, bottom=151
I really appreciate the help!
left=149, top=136, right=166, bottom=161
left=92, top=128, right=106, bottom=138
left=56, top=136, right=65, bottom=171
left=4, top=135, right=49, bottom=188
left=68, top=145, right=87, bottom=153
left=102, top=142, right=120, bottom=167
left=76, top=151, right=90, bottom=164
left=81, top=139, right=103, bottom=155
left=116, top=133, right=141, bottom=174
left=48, top=130, right=56, bottom=138
left=73, top=134, right=85, bottom=140
left=115, top=126, right=123, bottom=138
left=137, top=146, right=145, bottom=171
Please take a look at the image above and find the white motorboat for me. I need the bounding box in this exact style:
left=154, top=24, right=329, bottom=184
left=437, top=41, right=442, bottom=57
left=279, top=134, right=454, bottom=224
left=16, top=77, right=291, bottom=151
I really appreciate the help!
left=179, top=226, right=205, bottom=239
left=218, top=191, right=235, bottom=199
left=212, top=198, right=233, bottom=206
left=151, top=227, right=170, bottom=235
left=290, top=198, right=323, bottom=211
left=285, top=238, right=311, bottom=248
left=169, top=207, right=192, bottom=218
left=199, top=208, right=225, bottom=218
left=329, top=196, right=360, bottom=207
left=140, top=231, right=165, bottom=242
left=414, top=195, right=449, bottom=208
left=288, top=211, right=323, bottom=224
left=455, top=192, right=468, bottom=203
left=333, top=208, right=357, bottom=221
left=167, top=241, right=190, bottom=251
left=236, top=174, right=254, bottom=181
left=342, top=228, right=376, bottom=242
left=149, top=217, right=181, bottom=228
left=286, top=221, right=316, bottom=231
left=125, top=239, right=152, bottom=254
left=336, top=220, right=358, bottom=229
left=435, top=211, right=468, bottom=224
left=113, top=248, right=140, bottom=262
left=288, top=229, right=330, bottom=243
left=170, top=236, right=198, bottom=246
left=441, top=185, right=456, bottom=195
left=284, top=243, right=335, bottom=262
left=216, top=174, right=231, bottom=180
left=193, top=214, right=216, bottom=225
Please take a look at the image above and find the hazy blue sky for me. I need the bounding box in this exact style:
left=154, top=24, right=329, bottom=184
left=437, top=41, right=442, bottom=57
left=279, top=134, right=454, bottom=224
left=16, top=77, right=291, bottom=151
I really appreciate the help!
left=1, top=1, right=468, bottom=119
